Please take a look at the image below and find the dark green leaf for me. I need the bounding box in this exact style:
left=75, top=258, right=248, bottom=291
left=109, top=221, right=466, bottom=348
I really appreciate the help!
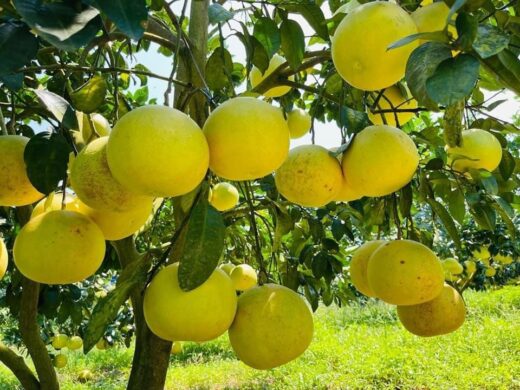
left=208, top=4, right=233, bottom=24
left=83, top=256, right=149, bottom=353
left=281, top=19, right=305, bottom=71
left=473, top=25, right=509, bottom=59
left=405, top=42, right=452, bottom=110
left=250, top=35, right=269, bottom=73
left=447, top=0, right=468, bottom=20
left=469, top=203, right=496, bottom=230
left=177, top=197, right=226, bottom=291
left=480, top=174, right=498, bottom=195
left=281, top=4, right=328, bottom=40
left=499, top=150, right=515, bottom=181
left=205, top=47, right=233, bottom=90
left=0, top=21, right=38, bottom=76
left=33, top=89, right=78, bottom=129
left=455, top=13, right=478, bottom=51
left=0, top=73, right=24, bottom=90
left=253, top=17, right=280, bottom=58
left=14, top=0, right=102, bottom=51
left=447, top=189, right=465, bottom=224
left=399, top=184, right=413, bottom=218
left=88, top=0, right=148, bottom=40
left=339, top=106, right=370, bottom=135
left=331, top=218, right=347, bottom=241
left=70, top=75, right=107, bottom=113
left=492, top=199, right=516, bottom=238
left=425, top=158, right=444, bottom=170
left=428, top=198, right=461, bottom=249
left=426, top=54, right=480, bottom=105
left=24, top=132, right=72, bottom=194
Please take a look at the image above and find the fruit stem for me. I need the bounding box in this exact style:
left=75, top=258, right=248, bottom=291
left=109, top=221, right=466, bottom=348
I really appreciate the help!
left=0, top=107, right=8, bottom=136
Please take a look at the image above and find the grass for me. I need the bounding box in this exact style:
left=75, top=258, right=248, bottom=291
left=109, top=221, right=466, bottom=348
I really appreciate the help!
left=1, top=286, right=519, bottom=389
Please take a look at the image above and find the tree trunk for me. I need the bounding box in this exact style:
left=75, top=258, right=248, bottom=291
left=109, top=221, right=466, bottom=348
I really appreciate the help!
left=125, top=2, right=210, bottom=388
left=112, top=238, right=172, bottom=390
left=0, top=342, right=40, bottom=390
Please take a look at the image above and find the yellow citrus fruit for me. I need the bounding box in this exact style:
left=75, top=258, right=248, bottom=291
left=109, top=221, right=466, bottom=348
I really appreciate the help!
left=472, top=246, right=491, bottom=260
left=51, top=334, right=69, bottom=350
left=442, top=258, right=463, bottom=275
left=78, top=369, right=94, bottom=382
left=0, top=135, right=43, bottom=206
left=71, top=137, right=152, bottom=212
left=0, top=238, right=8, bottom=280
left=203, top=97, right=290, bottom=181
left=80, top=112, right=111, bottom=143
left=67, top=336, right=83, bottom=351
left=228, top=284, right=313, bottom=369
left=14, top=210, right=106, bottom=285
left=31, top=193, right=80, bottom=219
left=75, top=198, right=153, bottom=241
left=331, top=1, right=418, bottom=91
left=342, top=125, right=419, bottom=197
left=411, top=2, right=458, bottom=41
left=53, top=354, right=68, bottom=368
left=367, top=240, right=444, bottom=305
left=287, top=108, right=312, bottom=139
left=171, top=341, right=183, bottom=355
left=219, top=262, right=236, bottom=275
left=464, top=260, right=477, bottom=274
left=447, top=129, right=503, bottom=173
left=107, top=105, right=209, bottom=197
left=96, top=339, right=108, bottom=350
left=485, top=267, right=496, bottom=277
left=275, top=145, right=343, bottom=207
left=209, top=182, right=239, bottom=211
left=350, top=240, right=387, bottom=298
left=230, top=264, right=258, bottom=291
left=333, top=179, right=363, bottom=202
left=250, top=54, right=293, bottom=98
left=143, top=263, right=237, bottom=342
left=494, top=254, right=513, bottom=265
left=368, top=86, right=418, bottom=127
left=397, top=284, right=466, bottom=336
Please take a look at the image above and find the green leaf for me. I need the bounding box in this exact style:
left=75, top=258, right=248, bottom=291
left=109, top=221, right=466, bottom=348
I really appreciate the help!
left=473, top=25, right=509, bottom=59
left=426, top=54, right=480, bottom=106
left=427, top=198, right=461, bottom=249
left=492, top=200, right=516, bottom=238
left=70, top=75, right=107, bottom=113
left=447, top=189, right=465, bottom=225
left=14, top=0, right=102, bottom=51
left=208, top=4, right=233, bottom=24
left=281, top=19, right=305, bottom=71
left=339, top=106, right=369, bottom=135
left=33, top=89, right=78, bottom=129
left=455, top=12, right=478, bottom=51
left=253, top=17, right=280, bottom=58
left=469, top=203, right=496, bottom=231
left=499, top=150, right=515, bottom=181
left=205, top=47, right=233, bottom=90
left=447, top=0, right=468, bottom=21
left=388, top=31, right=448, bottom=51
left=281, top=4, right=328, bottom=41
left=177, top=196, right=226, bottom=291
left=83, top=257, right=149, bottom=353
left=0, top=21, right=38, bottom=76
left=480, top=174, right=498, bottom=195
left=405, top=42, right=452, bottom=110
left=399, top=184, right=413, bottom=218
left=88, top=0, right=148, bottom=40
left=0, top=73, right=24, bottom=90
left=24, top=132, right=72, bottom=195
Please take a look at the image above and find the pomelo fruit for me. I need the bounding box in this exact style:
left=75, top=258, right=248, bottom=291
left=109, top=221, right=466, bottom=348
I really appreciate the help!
left=230, top=264, right=257, bottom=291
left=368, top=86, right=417, bottom=127
left=446, top=129, right=502, bottom=173
left=287, top=108, right=312, bottom=139
left=350, top=240, right=387, bottom=297
left=209, top=182, right=239, bottom=211
left=0, top=238, right=8, bottom=280
left=250, top=54, right=293, bottom=98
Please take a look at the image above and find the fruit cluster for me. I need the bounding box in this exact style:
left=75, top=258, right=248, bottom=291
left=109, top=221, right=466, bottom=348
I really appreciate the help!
left=350, top=240, right=466, bottom=337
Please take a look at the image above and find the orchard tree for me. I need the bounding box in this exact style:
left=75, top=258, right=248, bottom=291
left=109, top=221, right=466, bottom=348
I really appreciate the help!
left=0, top=0, right=519, bottom=389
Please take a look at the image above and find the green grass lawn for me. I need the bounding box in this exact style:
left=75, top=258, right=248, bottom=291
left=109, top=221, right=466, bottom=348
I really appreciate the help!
left=1, top=286, right=519, bottom=389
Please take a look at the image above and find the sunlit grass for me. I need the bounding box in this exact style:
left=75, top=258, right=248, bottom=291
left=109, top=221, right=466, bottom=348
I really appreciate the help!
left=1, top=286, right=519, bottom=389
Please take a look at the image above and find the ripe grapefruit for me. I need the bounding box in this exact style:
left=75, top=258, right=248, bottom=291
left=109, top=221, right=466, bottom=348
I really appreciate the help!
left=350, top=240, right=387, bottom=298
left=367, top=240, right=444, bottom=305
left=143, top=263, right=237, bottom=342
left=0, top=135, right=43, bottom=206
left=107, top=106, right=209, bottom=197
left=14, top=210, right=106, bottom=284
left=230, top=264, right=257, bottom=291
left=228, top=284, right=313, bottom=369
left=203, top=97, right=290, bottom=180
left=446, top=129, right=502, bottom=173
left=209, top=182, right=240, bottom=211
left=287, top=108, right=312, bottom=139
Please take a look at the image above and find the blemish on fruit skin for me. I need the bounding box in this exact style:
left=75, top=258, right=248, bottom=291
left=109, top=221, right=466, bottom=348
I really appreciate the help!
left=400, top=260, right=405, bottom=264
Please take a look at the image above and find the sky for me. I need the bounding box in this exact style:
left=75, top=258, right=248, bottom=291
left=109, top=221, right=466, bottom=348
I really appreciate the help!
left=129, top=1, right=520, bottom=150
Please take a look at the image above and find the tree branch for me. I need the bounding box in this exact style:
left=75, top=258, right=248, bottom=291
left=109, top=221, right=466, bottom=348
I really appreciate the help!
left=0, top=342, right=40, bottom=390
